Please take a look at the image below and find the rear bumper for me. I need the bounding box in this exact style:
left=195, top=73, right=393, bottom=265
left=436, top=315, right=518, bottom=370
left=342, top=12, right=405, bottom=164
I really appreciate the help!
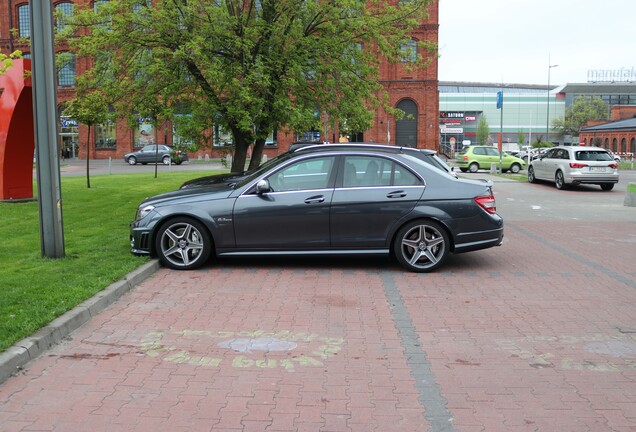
left=566, top=173, right=619, bottom=184
left=453, top=226, right=504, bottom=254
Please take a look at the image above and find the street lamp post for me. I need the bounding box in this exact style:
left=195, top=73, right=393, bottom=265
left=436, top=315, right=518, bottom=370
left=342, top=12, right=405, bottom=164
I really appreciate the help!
left=546, top=60, right=558, bottom=144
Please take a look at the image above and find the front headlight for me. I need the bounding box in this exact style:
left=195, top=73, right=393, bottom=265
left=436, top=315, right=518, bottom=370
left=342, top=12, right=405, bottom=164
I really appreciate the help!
left=136, top=205, right=155, bottom=221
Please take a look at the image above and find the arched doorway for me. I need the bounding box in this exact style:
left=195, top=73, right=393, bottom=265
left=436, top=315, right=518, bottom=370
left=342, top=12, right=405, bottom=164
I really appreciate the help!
left=396, top=99, right=418, bottom=148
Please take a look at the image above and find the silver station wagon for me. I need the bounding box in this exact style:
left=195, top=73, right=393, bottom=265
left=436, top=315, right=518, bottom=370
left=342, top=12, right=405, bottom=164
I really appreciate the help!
left=528, top=146, right=619, bottom=191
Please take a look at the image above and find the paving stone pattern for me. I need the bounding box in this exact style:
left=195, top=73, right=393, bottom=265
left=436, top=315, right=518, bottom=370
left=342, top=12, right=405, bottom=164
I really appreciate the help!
left=1, top=186, right=635, bottom=431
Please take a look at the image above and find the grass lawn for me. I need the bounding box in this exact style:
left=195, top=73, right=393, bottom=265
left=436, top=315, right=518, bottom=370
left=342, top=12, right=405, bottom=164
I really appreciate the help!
left=0, top=170, right=223, bottom=353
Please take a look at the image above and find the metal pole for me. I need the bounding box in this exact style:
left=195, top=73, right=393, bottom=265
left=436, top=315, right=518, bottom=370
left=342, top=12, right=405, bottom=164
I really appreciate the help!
left=499, top=96, right=503, bottom=173
left=31, top=0, right=65, bottom=258
left=546, top=58, right=558, bottom=145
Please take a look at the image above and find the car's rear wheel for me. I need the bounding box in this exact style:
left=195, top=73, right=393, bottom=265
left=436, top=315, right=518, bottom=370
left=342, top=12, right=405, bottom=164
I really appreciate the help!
left=555, top=170, right=566, bottom=190
left=469, top=162, right=479, bottom=173
left=459, top=168, right=468, bottom=173
left=600, top=183, right=614, bottom=191
left=393, top=220, right=450, bottom=272
left=127, top=156, right=137, bottom=165
left=162, top=155, right=171, bottom=165
left=155, top=217, right=212, bottom=270
left=510, top=163, right=521, bottom=174
left=528, top=166, right=536, bottom=183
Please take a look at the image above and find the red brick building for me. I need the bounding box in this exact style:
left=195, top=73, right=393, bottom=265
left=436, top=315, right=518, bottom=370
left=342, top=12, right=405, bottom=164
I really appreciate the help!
left=1, top=1, right=439, bottom=161
left=579, top=105, right=636, bottom=159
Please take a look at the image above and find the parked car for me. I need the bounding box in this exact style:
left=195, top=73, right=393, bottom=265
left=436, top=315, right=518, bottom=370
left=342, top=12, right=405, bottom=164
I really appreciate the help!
left=131, top=145, right=504, bottom=272
left=179, top=144, right=457, bottom=189
left=608, top=151, right=621, bottom=163
left=527, top=146, right=619, bottom=191
left=124, top=145, right=189, bottom=165
left=456, top=145, right=526, bottom=173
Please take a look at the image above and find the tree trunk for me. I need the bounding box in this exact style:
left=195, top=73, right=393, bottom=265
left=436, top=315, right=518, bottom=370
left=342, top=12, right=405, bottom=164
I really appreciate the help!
left=230, top=129, right=253, bottom=173
left=249, top=138, right=266, bottom=171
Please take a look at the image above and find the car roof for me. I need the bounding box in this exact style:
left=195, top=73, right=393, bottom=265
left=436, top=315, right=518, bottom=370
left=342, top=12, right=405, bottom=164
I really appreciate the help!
left=294, top=143, right=436, bottom=156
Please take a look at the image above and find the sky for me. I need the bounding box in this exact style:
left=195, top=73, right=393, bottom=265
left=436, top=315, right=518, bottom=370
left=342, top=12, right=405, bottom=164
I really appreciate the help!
left=438, top=0, right=636, bottom=86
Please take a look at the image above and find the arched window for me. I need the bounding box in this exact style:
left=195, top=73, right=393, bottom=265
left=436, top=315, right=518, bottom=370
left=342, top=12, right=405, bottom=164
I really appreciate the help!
left=395, top=99, right=418, bottom=148
left=18, top=4, right=30, bottom=37
left=604, top=138, right=609, bottom=149
left=621, top=138, right=627, bottom=154
left=57, top=52, right=76, bottom=87
left=612, top=138, right=618, bottom=152
left=631, top=138, right=635, bottom=156
left=55, top=2, right=74, bottom=32
left=581, top=138, right=587, bottom=146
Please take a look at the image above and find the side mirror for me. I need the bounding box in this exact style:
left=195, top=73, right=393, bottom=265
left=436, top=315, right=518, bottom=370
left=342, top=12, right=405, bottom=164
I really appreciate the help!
left=255, top=179, right=271, bottom=194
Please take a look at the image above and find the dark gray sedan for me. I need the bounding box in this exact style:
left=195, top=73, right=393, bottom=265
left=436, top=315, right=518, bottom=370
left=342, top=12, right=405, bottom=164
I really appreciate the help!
left=130, top=146, right=503, bottom=272
left=124, top=145, right=189, bottom=165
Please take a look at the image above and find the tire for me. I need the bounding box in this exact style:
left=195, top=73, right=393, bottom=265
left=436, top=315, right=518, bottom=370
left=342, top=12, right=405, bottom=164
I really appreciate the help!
left=510, top=163, right=521, bottom=174
left=459, top=168, right=468, bottom=173
left=155, top=217, right=212, bottom=270
left=600, top=183, right=614, bottom=191
left=469, top=162, right=479, bottom=173
left=127, top=156, right=137, bottom=165
left=555, top=170, right=566, bottom=190
left=393, top=220, right=450, bottom=273
left=162, top=155, right=171, bottom=165
left=528, top=166, right=536, bottom=183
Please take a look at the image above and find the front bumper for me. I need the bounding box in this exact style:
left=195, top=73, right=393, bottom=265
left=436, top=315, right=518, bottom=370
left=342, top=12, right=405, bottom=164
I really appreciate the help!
left=130, top=219, right=154, bottom=256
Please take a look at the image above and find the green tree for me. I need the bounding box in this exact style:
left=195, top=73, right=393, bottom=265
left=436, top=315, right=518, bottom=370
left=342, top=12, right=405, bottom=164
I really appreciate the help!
left=517, top=131, right=526, bottom=146
left=0, top=50, right=22, bottom=75
left=63, top=92, right=112, bottom=188
left=476, top=116, right=490, bottom=145
left=552, top=96, right=609, bottom=138
left=60, top=0, right=434, bottom=172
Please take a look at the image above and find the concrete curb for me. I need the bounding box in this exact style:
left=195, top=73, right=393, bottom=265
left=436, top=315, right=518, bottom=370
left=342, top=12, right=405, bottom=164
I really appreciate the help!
left=0, top=260, right=160, bottom=385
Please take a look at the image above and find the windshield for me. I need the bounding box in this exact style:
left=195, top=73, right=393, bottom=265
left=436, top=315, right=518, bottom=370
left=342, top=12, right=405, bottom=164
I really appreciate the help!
left=575, top=150, right=613, bottom=161
left=234, top=151, right=296, bottom=188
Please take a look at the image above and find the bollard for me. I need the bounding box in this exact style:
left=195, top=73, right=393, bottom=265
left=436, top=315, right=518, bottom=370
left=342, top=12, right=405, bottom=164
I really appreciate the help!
left=490, top=163, right=498, bottom=174
left=624, top=182, right=636, bottom=207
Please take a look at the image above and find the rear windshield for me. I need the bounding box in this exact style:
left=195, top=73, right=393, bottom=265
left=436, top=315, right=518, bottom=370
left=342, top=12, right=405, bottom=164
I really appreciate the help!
left=574, top=150, right=613, bottom=162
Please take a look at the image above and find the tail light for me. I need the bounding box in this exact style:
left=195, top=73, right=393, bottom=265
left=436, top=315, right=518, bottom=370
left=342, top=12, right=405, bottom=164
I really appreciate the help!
left=570, top=163, right=588, bottom=169
left=609, top=163, right=617, bottom=169
left=475, top=194, right=497, bottom=214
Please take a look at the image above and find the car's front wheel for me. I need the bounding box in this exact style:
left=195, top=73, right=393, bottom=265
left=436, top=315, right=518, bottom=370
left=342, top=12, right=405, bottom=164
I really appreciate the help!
left=469, top=162, right=479, bottom=173
left=528, top=166, right=536, bottom=183
left=155, top=217, right=212, bottom=270
left=127, top=156, right=137, bottom=165
left=555, top=170, right=566, bottom=190
left=510, top=163, right=521, bottom=174
left=393, top=220, right=450, bottom=272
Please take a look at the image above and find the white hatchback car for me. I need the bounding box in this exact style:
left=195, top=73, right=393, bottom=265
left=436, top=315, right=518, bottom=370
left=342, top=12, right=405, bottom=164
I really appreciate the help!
left=528, top=146, right=619, bottom=191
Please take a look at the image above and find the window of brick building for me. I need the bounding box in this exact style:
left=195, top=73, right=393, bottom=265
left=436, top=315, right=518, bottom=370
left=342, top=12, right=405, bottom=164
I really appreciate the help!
left=57, top=53, right=76, bottom=87
left=18, top=4, right=30, bottom=38
left=55, top=2, right=74, bottom=32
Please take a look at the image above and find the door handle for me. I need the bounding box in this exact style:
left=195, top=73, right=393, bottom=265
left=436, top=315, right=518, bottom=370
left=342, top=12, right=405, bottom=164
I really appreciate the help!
left=387, top=191, right=407, bottom=198
left=304, top=195, right=325, bottom=204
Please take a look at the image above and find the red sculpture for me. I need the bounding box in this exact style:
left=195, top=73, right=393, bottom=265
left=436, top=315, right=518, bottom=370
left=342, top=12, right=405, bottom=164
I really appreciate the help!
left=0, top=59, right=35, bottom=200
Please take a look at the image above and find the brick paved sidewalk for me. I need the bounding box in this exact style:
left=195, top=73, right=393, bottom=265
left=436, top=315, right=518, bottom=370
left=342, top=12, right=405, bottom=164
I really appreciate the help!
left=0, top=220, right=635, bottom=431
